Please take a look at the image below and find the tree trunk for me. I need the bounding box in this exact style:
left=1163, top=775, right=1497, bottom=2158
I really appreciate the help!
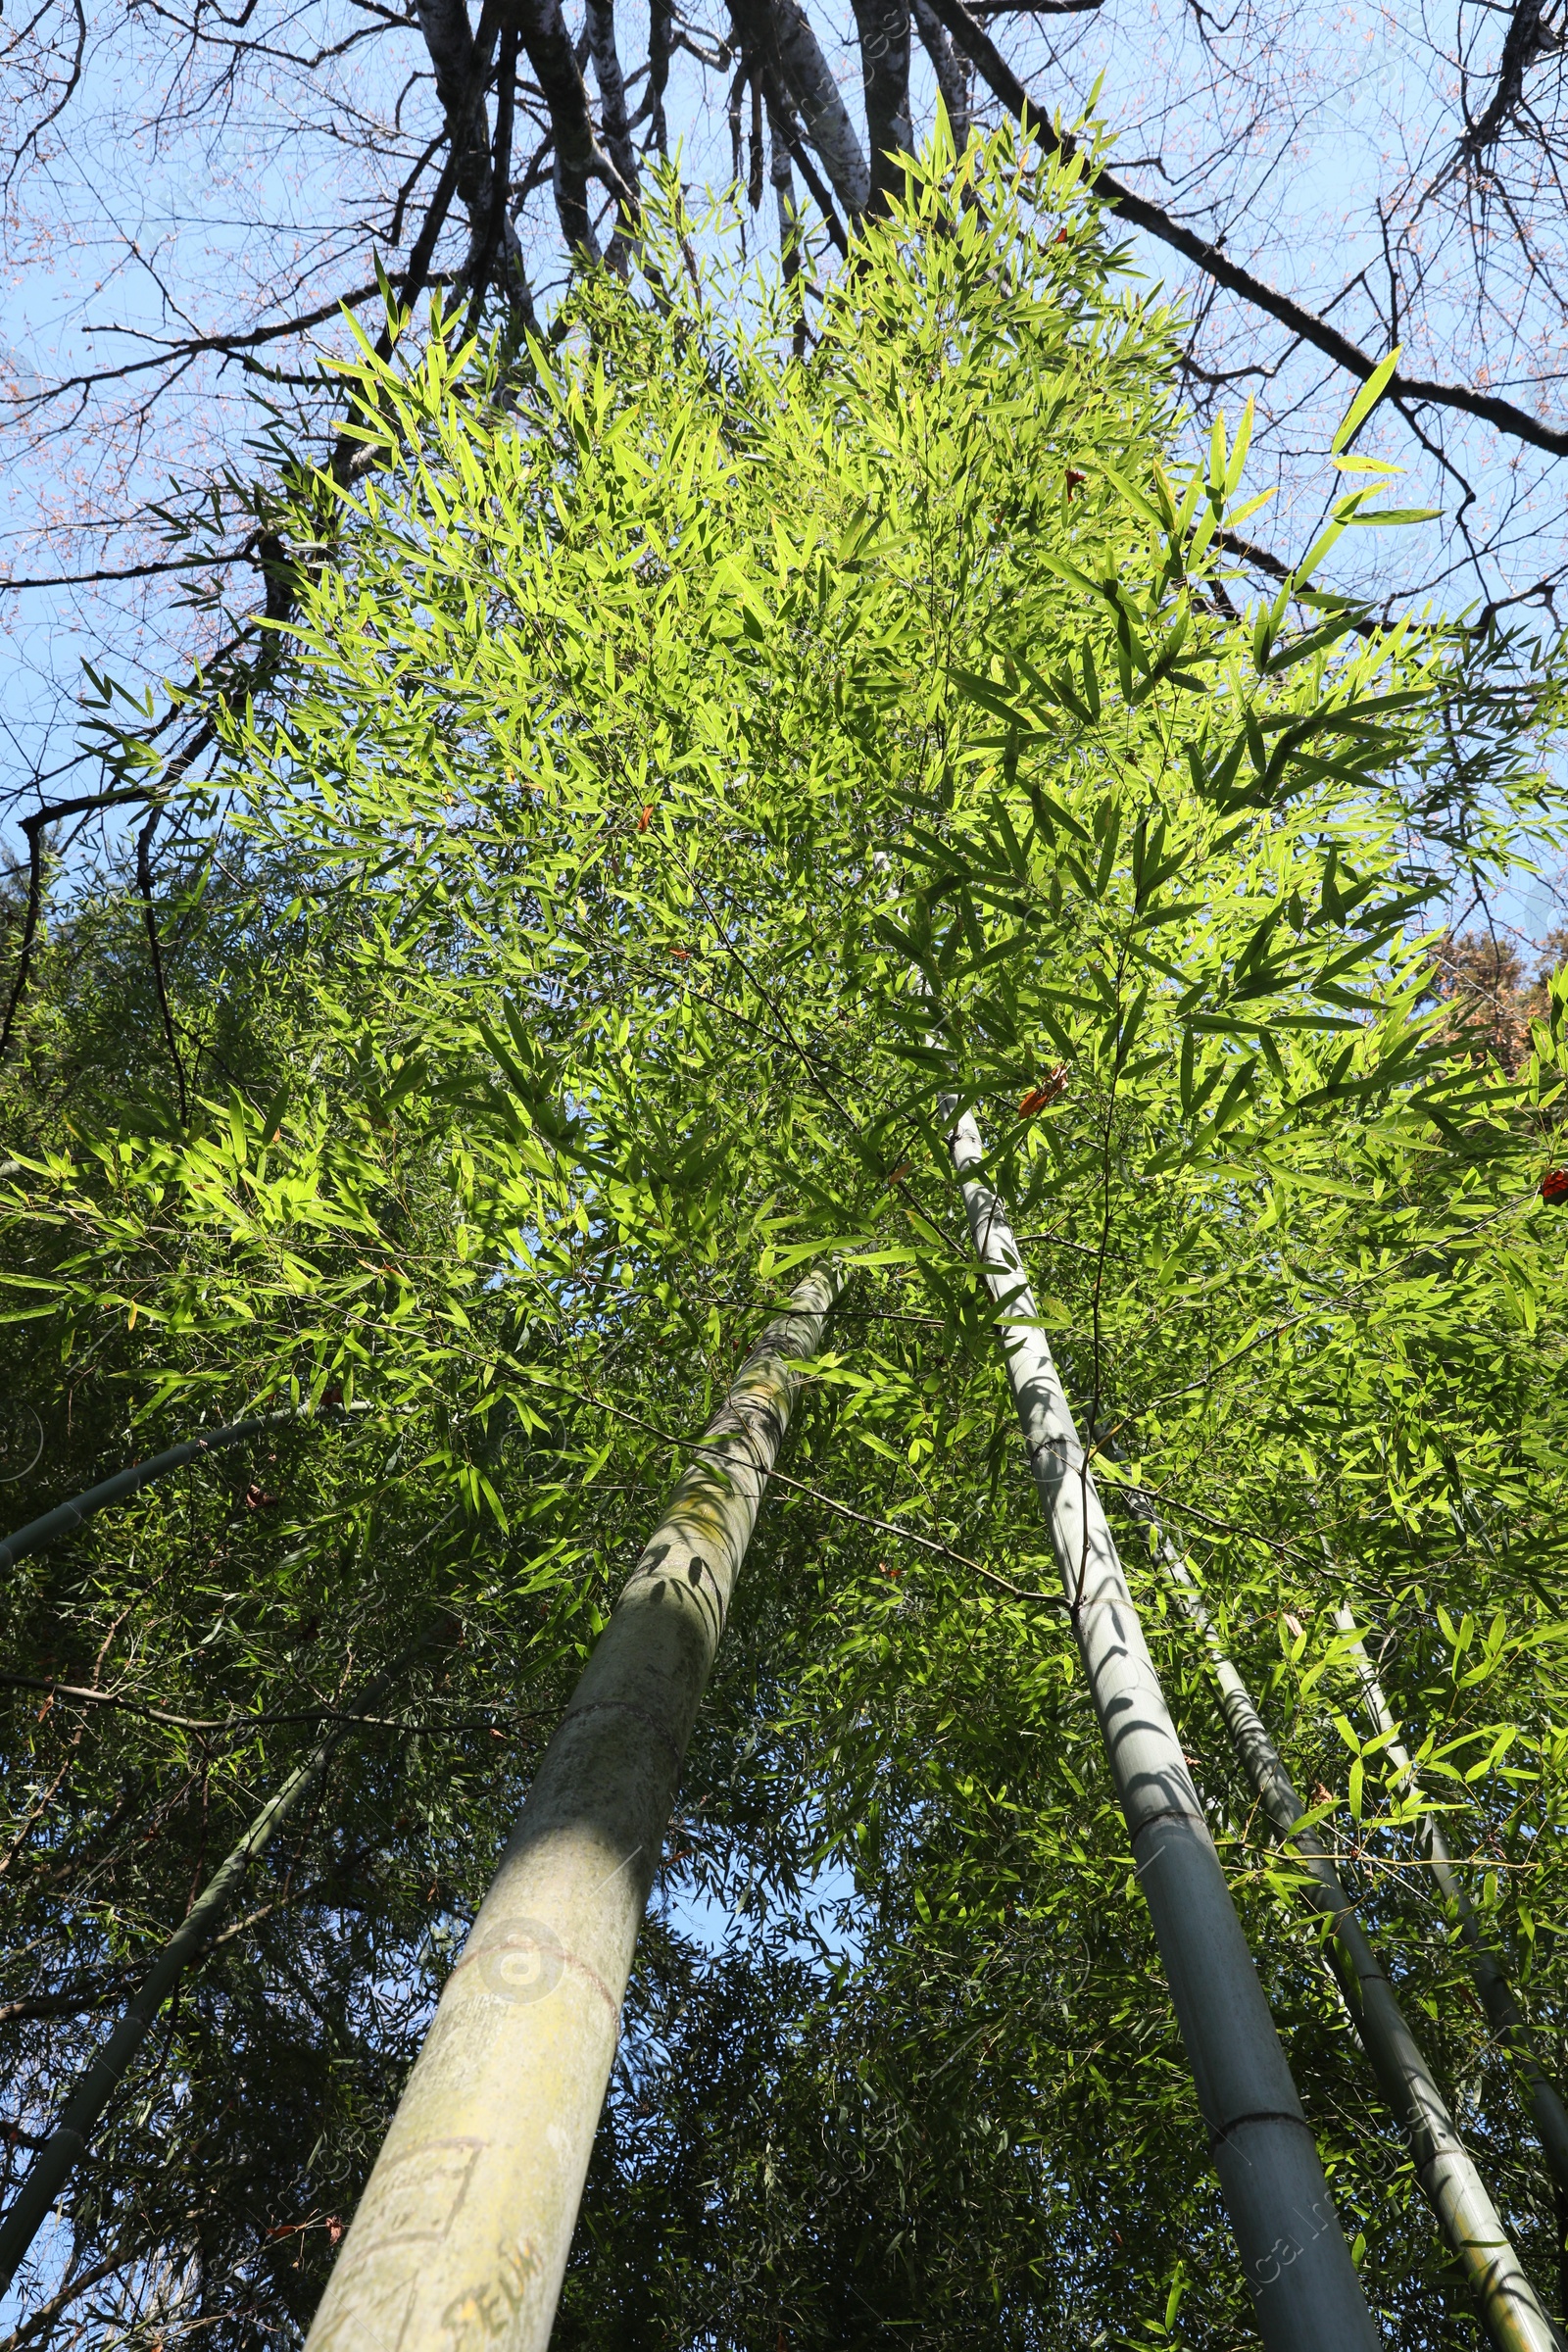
left=910, top=0, right=970, bottom=150
left=414, top=0, right=501, bottom=268
left=464, top=22, right=521, bottom=328
left=850, top=0, right=911, bottom=215
left=761, top=0, right=870, bottom=220
left=1109, top=1481, right=1563, bottom=2352
left=944, top=1102, right=1379, bottom=2352
left=768, top=92, right=808, bottom=359
left=507, top=0, right=632, bottom=260
left=1335, top=1603, right=1568, bottom=2198
left=647, top=0, right=671, bottom=153
left=304, top=1260, right=847, bottom=2352
left=584, top=0, right=638, bottom=273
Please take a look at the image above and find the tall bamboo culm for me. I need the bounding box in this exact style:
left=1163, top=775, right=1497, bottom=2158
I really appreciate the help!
left=945, top=1102, right=1380, bottom=2352
left=1334, top=1603, right=1568, bottom=2195
left=1111, top=1480, right=1563, bottom=2351
left=306, top=1260, right=846, bottom=2352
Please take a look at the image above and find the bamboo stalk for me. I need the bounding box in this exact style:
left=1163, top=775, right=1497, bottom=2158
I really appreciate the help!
left=945, top=1102, right=1380, bottom=2352
left=0, top=1646, right=408, bottom=2299
left=305, top=1260, right=847, bottom=2352
left=1106, top=1473, right=1563, bottom=2351
left=1333, top=1603, right=1568, bottom=2195
left=0, top=1409, right=300, bottom=1572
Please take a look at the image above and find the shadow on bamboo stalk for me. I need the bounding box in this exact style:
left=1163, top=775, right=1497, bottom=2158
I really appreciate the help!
left=303, top=1258, right=849, bottom=2352
left=944, top=1097, right=1380, bottom=2352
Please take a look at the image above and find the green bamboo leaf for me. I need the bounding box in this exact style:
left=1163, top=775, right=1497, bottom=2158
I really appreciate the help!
left=1347, top=507, right=1442, bottom=528
left=1331, top=348, right=1401, bottom=454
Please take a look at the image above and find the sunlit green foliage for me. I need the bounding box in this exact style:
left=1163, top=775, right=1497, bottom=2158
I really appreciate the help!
left=2, top=123, right=1567, bottom=2348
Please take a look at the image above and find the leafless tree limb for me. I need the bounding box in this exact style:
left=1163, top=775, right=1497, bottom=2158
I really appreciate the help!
left=923, top=0, right=1568, bottom=456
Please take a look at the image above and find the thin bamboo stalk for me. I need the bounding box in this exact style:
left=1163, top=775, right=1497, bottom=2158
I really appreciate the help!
left=0, top=1410, right=297, bottom=1572
left=1108, top=1475, right=1563, bottom=2351
left=945, top=1103, right=1380, bottom=2352
left=1333, top=1603, right=1568, bottom=2195
left=305, top=1260, right=847, bottom=2352
left=0, top=1645, right=408, bottom=2299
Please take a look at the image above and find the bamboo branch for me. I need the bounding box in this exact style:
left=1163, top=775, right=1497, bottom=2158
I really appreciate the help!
left=561, top=1383, right=1069, bottom=1602
left=750, top=1457, right=1067, bottom=1601
left=0, top=1409, right=295, bottom=1575
left=0, top=1673, right=512, bottom=1738
left=329, top=154, right=464, bottom=485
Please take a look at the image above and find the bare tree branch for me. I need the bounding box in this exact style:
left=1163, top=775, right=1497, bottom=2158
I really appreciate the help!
left=0, top=553, right=243, bottom=593
left=1463, top=0, right=1566, bottom=160
left=0, top=2233, right=165, bottom=2352
left=1, top=789, right=162, bottom=1066
left=923, top=0, right=1568, bottom=457
left=23, top=277, right=443, bottom=409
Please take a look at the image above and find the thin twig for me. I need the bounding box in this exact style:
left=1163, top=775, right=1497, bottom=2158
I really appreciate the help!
left=574, top=1382, right=1068, bottom=1607
left=762, top=1459, right=1069, bottom=1605
left=0, top=1674, right=542, bottom=1737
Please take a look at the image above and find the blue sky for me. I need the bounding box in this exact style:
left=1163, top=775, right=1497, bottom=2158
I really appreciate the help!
left=2, top=0, right=1565, bottom=944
